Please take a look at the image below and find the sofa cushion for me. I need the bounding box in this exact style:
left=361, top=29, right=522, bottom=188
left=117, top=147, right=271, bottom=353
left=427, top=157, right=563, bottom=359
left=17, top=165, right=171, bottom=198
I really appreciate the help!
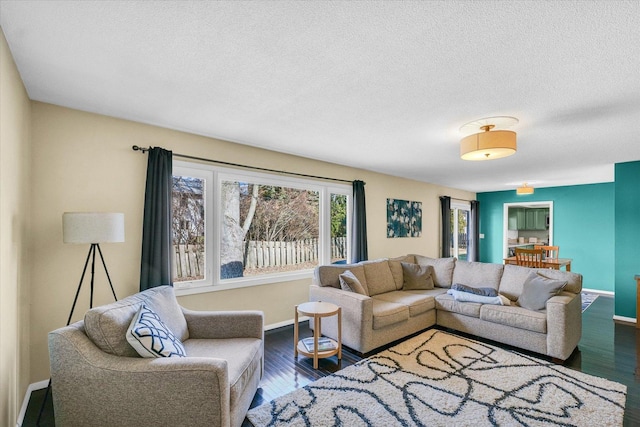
left=451, top=261, right=503, bottom=290
left=314, top=264, right=369, bottom=294
left=388, top=255, right=416, bottom=290
left=499, top=264, right=582, bottom=301
left=434, top=293, right=481, bottom=318
left=371, top=299, right=410, bottom=329
left=339, top=270, right=367, bottom=295
left=183, top=338, right=262, bottom=411
left=480, top=304, right=547, bottom=333
left=362, top=259, right=396, bottom=296
left=414, top=255, right=456, bottom=288
left=401, top=262, right=434, bottom=290
left=517, top=273, right=567, bottom=311
left=144, top=286, right=189, bottom=342
left=372, top=291, right=435, bottom=317
left=127, top=304, right=187, bottom=358
left=84, top=286, right=188, bottom=357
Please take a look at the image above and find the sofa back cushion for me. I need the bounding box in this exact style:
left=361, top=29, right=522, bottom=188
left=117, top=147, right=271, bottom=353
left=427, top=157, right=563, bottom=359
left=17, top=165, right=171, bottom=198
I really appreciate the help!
left=84, top=286, right=189, bottom=357
left=452, top=261, right=504, bottom=291
left=499, top=264, right=582, bottom=301
left=401, top=262, right=435, bottom=290
left=413, top=255, right=456, bottom=288
left=362, top=259, right=396, bottom=296
left=388, top=255, right=416, bottom=290
left=314, top=264, right=369, bottom=293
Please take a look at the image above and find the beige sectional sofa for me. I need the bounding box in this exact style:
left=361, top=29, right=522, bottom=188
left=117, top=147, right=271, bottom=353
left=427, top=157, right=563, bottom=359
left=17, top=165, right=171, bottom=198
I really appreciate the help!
left=310, top=254, right=582, bottom=362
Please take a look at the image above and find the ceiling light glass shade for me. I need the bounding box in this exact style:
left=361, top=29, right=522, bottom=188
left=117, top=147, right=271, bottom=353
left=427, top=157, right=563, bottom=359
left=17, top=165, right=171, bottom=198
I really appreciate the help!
left=516, top=184, right=534, bottom=195
left=460, top=129, right=517, bottom=161
left=63, top=212, right=125, bottom=244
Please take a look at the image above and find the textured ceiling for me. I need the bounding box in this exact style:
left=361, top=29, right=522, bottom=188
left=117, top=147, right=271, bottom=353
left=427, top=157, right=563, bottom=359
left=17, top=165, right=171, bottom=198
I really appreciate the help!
left=2, top=1, right=639, bottom=192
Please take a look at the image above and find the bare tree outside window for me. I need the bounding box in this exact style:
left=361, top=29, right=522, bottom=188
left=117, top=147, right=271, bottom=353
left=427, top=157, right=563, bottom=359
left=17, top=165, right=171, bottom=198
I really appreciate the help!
left=171, top=170, right=350, bottom=284
left=221, top=181, right=320, bottom=278
left=172, top=176, right=205, bottom=282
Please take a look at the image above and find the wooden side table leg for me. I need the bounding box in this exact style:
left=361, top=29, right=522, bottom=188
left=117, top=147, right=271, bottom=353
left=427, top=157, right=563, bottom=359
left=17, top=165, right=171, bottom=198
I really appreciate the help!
left=294, top=305, right=299, bottom=358
left=313, top=314, right=320, bottom=369
left=337, top=307, right=342, bottom=360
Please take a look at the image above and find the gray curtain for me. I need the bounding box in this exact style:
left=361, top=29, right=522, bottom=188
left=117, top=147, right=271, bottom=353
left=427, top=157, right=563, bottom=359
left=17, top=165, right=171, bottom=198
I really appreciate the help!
left=440, top=196, right=451, bottom=258
left=140, top=147, right=173, bottom=290
left=469, top=200, right=480, bottom=262
left=351, top=180, right=368, bottom=263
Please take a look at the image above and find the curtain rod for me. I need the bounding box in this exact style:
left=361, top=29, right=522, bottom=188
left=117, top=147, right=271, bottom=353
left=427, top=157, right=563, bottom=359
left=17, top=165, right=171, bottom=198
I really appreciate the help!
left=132, top=145, right=355, bottom=184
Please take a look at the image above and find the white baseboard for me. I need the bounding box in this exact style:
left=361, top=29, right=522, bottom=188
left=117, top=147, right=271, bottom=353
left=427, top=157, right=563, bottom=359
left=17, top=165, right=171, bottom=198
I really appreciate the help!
left=582, top=288, right=615, bottom=296
left=613, top=315, right=637, bottom=324
left=17, top=379, right=49, bottom=427
left=265, top=316, right=308, bottom=331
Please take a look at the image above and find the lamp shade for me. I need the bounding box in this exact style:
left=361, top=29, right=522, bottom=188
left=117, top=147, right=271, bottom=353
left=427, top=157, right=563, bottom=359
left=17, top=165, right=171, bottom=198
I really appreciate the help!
left=460, top=129, right=517, bottom=161
left=63, top=212, right=125, bottom=244
left=516, top=183, right=534, bottom=195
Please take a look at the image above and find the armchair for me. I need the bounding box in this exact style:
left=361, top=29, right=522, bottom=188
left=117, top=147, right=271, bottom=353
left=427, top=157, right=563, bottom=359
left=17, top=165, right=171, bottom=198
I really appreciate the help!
left=48, top=286, right=264, bottom=427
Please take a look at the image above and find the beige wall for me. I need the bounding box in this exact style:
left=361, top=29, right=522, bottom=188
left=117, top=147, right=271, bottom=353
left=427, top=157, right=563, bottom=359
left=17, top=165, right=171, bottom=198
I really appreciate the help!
left=0, top=29, right=32, bottom=425
left=29, top=105, right=473, bottom=384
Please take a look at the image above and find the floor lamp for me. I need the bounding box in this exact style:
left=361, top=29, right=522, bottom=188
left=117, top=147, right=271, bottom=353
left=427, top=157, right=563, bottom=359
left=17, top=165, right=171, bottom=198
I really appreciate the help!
left=37, top=212, right=125, bottom=425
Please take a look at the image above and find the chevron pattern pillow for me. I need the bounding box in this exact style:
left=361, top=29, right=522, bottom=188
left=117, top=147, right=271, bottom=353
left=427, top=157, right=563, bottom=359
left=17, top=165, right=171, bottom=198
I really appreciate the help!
left=126, top=304, right=186, bottom=358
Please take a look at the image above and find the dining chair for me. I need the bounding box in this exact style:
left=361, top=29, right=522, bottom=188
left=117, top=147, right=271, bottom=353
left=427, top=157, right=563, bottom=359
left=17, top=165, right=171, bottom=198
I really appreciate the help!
left=534, top=245, right=559, bottom=259
left=515, top=247, right=544, bottom=268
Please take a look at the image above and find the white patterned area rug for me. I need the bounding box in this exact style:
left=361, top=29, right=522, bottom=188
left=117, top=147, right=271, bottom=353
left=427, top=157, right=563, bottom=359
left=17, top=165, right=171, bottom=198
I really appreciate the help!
left=247, top=329, right=626, bottom=427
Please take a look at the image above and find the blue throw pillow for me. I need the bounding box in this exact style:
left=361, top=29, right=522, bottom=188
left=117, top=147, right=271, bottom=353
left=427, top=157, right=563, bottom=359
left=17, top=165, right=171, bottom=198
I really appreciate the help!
left=126, top=304, right=186, bottom=358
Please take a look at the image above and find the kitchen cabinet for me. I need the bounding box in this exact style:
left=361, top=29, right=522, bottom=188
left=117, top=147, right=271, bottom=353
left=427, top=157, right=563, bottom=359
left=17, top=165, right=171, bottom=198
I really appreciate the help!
left=508, top=208, right=526, bottom=230
left=509, top=208, right=548, bottom=230
left=525, top=209, right=547, bottom=230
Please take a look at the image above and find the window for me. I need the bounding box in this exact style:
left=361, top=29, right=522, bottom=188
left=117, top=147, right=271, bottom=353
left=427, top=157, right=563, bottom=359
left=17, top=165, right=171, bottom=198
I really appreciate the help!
left=172, top=161, right=351, bottom=293
left=450, top=200, right=470, bottom=261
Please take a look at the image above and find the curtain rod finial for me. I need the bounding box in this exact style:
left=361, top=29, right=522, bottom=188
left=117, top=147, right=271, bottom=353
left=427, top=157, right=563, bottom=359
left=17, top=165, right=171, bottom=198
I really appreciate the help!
left=132, top=145, right=150, bottom=153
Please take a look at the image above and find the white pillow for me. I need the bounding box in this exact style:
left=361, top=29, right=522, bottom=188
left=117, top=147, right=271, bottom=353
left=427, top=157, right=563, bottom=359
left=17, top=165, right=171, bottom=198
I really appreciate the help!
left=126, top=304, right=187, bottom=358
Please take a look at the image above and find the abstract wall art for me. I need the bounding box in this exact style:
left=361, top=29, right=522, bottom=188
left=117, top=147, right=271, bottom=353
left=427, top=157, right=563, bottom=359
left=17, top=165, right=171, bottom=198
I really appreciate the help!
left=387, top=198, right=422, bottom=238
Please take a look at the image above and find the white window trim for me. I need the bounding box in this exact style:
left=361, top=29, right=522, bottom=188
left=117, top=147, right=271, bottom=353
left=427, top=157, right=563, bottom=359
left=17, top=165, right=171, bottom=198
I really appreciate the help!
left=172, top=160, right=351, bottom=296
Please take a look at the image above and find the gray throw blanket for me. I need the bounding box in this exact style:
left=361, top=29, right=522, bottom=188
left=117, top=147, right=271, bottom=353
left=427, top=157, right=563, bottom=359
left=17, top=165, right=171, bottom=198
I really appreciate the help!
left=451, top=283, right=498, bottom=297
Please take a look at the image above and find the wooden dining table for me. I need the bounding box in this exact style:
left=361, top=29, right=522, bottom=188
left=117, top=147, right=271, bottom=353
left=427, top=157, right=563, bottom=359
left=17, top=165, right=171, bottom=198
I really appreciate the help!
left=503, top=256, right=572, bottom=271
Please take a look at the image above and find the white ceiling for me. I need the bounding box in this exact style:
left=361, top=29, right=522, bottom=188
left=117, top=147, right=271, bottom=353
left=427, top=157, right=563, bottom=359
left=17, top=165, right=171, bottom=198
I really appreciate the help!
left=2, top=0, right=639, bottom=192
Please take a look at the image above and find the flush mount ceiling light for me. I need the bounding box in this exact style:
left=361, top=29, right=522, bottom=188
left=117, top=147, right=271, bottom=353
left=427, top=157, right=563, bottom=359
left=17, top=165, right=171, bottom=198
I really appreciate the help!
left=516, top=183, right=534, bottom=195
left=459, top=116, right=518, bottom=161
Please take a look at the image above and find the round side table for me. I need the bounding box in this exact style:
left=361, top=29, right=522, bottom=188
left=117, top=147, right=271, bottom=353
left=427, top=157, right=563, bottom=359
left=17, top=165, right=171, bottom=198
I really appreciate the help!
left=294, top=301, right=342, bottom=369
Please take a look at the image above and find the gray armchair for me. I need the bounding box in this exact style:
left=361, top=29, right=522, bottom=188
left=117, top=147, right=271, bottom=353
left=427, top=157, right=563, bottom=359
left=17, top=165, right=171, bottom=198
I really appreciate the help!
left=48, top=286, right=264, bottom=427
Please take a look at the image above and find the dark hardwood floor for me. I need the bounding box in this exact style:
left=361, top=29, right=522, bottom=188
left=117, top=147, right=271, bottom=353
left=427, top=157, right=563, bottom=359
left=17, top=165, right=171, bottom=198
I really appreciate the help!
left=23, top=295, right=639, bottom=426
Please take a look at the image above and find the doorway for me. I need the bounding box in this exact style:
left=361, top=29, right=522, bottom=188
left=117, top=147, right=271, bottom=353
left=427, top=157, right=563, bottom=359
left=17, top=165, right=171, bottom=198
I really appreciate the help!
left=503, top=201, right=554, bottom=258
left=451, top=200, right=470, bottom=261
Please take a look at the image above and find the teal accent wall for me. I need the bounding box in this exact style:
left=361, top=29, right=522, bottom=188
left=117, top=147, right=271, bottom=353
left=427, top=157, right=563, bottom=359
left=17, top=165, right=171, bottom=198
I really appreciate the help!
left=477, top=183, right=615, bottom=293
left=614, top=161, right=640, bottom=319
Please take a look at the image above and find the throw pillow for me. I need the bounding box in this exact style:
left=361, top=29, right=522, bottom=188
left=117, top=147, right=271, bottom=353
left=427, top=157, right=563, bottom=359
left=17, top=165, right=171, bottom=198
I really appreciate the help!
left=339, top=270, right=367, bottom=295
left=451, top=283, right=498, bottom=297
left=517, top=272, right=567, bottom=311
left=126, top=304, right=187, bottom=358
left=414, top=255, right=456, bottom=288
left=401, top=262, right=434, bottom=290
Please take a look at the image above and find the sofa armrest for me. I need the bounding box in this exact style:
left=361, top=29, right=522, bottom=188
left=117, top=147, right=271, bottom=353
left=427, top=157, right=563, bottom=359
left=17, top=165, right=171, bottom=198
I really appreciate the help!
left=49, top=322, right=231, bottom=427
left=546, top=291, right=582, bottom=361
left=182, top=308, right=264, bottom=340
left=309, top=284, right=374, bottom=352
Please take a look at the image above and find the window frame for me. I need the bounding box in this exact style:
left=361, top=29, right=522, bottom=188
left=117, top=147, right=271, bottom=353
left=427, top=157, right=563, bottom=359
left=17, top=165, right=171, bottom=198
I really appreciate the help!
left=172, top=160, right=351, bottom=296
left=450, top=199, right=470, bottom=260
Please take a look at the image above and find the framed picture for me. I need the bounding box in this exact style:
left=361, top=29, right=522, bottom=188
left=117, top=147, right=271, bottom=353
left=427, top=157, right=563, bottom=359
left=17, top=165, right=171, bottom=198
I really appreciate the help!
left=387, top=199, right=422, bottom=238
